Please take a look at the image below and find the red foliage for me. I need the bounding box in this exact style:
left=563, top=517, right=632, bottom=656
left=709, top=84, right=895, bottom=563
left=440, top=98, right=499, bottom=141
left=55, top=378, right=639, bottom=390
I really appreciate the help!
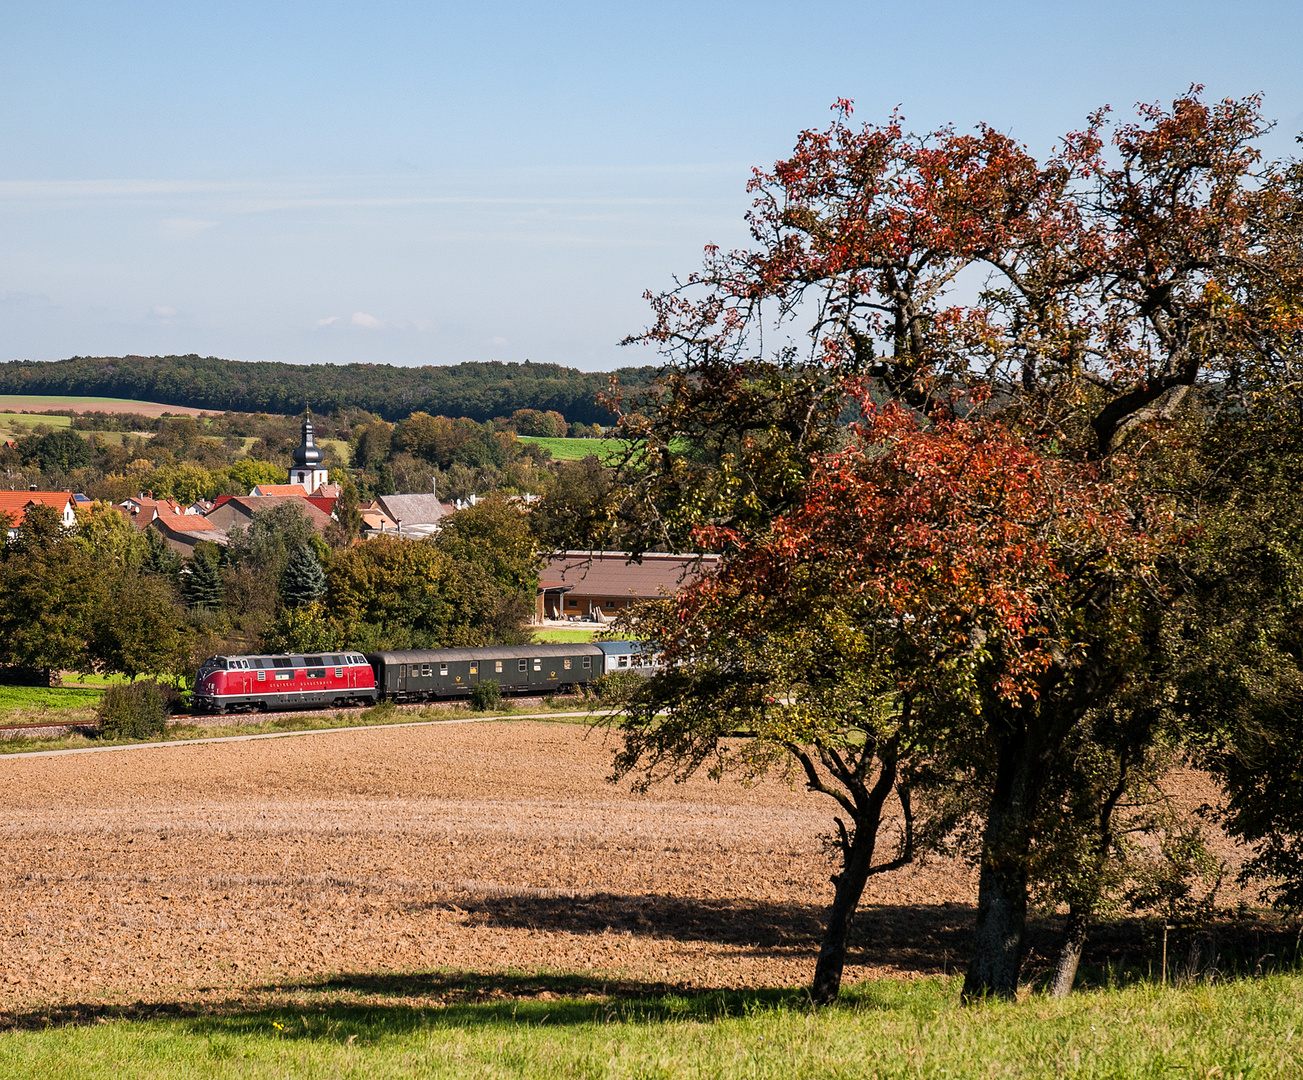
left=689, top=384, right=1153, bottom=704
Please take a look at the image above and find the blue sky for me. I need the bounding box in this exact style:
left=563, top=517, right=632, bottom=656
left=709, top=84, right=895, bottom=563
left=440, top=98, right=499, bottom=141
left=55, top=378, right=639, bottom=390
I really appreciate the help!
left=2, top=1, right=1301, bottom=372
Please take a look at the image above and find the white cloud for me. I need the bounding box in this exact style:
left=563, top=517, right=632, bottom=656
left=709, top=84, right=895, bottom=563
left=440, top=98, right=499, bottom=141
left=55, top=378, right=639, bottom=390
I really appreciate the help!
left=161, top=217, right=217, bottom=239
left=351, top=311, right=382, bottom=328
left=317, top=316, right=341, bottom=326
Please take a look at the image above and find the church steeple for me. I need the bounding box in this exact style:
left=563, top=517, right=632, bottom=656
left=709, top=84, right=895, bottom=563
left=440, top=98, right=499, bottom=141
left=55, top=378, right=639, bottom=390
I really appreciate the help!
left=292, top=411, right=323, bottom=467
left=288, top=409, right=329, bottom=494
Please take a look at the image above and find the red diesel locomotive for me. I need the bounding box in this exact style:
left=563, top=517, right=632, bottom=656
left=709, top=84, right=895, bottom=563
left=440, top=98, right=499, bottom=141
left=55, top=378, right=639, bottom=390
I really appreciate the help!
left=193, top=652, right=378, bottom=714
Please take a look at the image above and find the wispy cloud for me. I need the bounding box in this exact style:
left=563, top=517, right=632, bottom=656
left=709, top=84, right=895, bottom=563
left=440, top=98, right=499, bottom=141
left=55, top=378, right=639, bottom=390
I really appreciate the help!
left=317, top=316, right=341, bottom=326
left=351, top=312, right=382, bottom=328
left=161, top=217, right=216, bottom=239
left=0, top=179, right=257, bottom=198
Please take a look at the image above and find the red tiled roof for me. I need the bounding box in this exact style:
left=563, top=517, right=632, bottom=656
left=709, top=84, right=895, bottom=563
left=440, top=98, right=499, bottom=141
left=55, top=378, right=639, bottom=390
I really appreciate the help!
left=0, top=490, right=75, bottom=527
left=252, top=483, right=311, bottom=496
left=156, top=512, right=221, bottom=532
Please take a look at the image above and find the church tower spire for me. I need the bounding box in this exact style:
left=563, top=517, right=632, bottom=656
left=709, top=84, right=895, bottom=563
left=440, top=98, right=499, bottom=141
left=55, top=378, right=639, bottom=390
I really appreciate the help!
left=289, top=409, right=330, bottom=494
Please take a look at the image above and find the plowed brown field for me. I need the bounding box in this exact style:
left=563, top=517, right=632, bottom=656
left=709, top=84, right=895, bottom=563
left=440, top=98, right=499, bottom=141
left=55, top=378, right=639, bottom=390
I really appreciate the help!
left=0, top=720, right=1252, bottom=1017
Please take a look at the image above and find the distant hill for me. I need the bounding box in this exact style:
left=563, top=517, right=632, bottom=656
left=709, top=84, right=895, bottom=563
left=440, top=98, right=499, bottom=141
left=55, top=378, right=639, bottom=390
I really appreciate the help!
left=0, top=355, right=653, bottom=425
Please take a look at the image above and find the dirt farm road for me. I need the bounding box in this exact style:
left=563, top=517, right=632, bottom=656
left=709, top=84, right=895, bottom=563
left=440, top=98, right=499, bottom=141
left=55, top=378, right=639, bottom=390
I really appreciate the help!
left=0, top=719, right=998, bottom=1015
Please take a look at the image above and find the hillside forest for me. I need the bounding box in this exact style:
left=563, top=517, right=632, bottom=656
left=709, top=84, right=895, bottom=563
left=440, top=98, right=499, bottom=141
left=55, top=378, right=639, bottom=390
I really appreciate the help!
left=0, top=355, right=651, bottom=424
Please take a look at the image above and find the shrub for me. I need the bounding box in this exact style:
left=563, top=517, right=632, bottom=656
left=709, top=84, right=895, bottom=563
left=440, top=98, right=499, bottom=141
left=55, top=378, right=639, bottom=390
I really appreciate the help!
left=592, top=671, right=645, bottom=702
left=470, top=679, right=502, bottom=711
left=97, top=680, right=169, bottom=740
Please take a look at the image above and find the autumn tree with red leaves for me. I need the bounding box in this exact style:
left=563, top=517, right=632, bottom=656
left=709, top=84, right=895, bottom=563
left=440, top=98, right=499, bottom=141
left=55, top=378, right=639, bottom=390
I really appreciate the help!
left=607, top=88, right=1303, bottom=1003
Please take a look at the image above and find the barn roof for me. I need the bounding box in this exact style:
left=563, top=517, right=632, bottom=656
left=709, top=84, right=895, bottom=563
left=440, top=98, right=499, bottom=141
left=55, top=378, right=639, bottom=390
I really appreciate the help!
left=541, top=551, right=719, bottom=598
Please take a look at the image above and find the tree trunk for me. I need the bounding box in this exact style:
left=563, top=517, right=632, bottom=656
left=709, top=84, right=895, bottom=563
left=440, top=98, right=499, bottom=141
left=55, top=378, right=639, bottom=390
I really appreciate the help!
left=1049, top=906, right=1088, bottom=998
left=963, top=724, right=1037, bottom=1002
left=810, top=833, right=876, bottom=1004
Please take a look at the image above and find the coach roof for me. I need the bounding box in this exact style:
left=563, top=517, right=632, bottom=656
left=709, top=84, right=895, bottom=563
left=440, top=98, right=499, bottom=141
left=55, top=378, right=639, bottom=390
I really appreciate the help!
left=368, top=644, right=604, bottom=665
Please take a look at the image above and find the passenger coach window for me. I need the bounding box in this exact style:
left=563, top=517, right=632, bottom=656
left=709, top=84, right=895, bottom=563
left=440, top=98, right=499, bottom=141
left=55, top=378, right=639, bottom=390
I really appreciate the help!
left=518, top=659, right=527, bottom=672
left=469, top=663, right=478, bottom=675
left=422, top=664, right=432, bottom=677
left=564, top=658, right=571, bottom=670
left=440, top=664, right=448, bottom=676
left=583, top=657, right=591, bottom=669
left=495, top=661, right=503, bottom=673
left=533, top=659, right=541, bottom=672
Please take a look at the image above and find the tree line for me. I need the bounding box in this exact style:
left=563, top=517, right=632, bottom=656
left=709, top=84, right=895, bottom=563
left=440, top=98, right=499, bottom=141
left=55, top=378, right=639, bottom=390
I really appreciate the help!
left=0, top=356, right=651, bottom=426
left=598, top=89, right=1303, bottom=1005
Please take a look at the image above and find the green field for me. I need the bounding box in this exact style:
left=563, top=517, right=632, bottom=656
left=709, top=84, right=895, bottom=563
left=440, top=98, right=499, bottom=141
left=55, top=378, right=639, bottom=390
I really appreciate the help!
left=0, top=412, right=73, bottom=437
left=516, top=435, right=624, bottom=462
left=532, top=628, right=598, bottom=643
left=0, top=973, right=1300, bottom=1078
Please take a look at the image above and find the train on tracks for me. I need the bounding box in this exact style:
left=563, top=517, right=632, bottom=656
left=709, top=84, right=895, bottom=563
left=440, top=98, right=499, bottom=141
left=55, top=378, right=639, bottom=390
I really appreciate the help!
left=191, top=641, right=657, bottom=714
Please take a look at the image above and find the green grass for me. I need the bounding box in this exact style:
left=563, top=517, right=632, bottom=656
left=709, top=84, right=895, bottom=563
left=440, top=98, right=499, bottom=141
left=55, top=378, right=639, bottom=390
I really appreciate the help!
left=533, top=629, right=597, bottom=643
left=0, top=685, right=103, bottom=713
left=1, top=973, right=1301, bottom=1078
left=318, top=437, right=352, bottom=465
left=517, top=435, right=625, bottom=463
left=0, top=699, right=601, bottom=755
left=0, top=412, right=74, bottom=435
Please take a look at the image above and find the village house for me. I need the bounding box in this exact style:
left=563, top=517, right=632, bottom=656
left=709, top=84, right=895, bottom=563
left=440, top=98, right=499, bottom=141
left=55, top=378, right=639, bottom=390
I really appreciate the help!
left=148, top=509, right=228, bottom=556
left=372, top=493, right=445, bottom=538
left=205, top=494, right=334, bottom=535
left=0, top=490, right=77, bottom=538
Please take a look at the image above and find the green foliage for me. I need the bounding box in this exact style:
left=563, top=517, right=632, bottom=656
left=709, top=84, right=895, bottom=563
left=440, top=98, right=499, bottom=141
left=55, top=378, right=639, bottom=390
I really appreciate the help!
left=222, top=457, right=286, bottom=493
left=90, top=571, right=191, bottom=681
left=182, top=546, right=224, bottom=609
left=281, top=542, right=326, bottom=607
left=261, top=602, right=340, bottom=654
left=469, top=678, right=502, bottom=710
left=531, top=455, right=614, bottom=550
left=0, top=520, right=100, bottom=675
left=18, top=426, right=92, bottom=472
left=142, top=526, right=182, bottom=582
left=326, top=507, right=534, bottom=651
left=96, top=679, right=168, bottom=739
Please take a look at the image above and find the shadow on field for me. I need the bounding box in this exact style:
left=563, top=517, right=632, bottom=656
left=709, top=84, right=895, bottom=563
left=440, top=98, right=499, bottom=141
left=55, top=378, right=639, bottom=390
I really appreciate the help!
left=440, top=891, right=977, bottom=973
left=0, top=974, right=813, bottom=1035
left=0, top=901, right=1292, bottom=1034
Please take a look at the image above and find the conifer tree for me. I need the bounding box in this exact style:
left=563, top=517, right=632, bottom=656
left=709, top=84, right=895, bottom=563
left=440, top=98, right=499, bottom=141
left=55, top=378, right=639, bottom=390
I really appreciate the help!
left=182, top=546, right=224, bottom=610
left=281, top=542, right=326, bottom=607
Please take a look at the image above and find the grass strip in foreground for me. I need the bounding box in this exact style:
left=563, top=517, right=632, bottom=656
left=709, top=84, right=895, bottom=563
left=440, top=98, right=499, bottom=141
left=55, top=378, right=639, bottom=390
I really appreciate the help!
left=0, top=973, right=1300, bottom=1078
left=0, top=700, right=602, bottom=756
